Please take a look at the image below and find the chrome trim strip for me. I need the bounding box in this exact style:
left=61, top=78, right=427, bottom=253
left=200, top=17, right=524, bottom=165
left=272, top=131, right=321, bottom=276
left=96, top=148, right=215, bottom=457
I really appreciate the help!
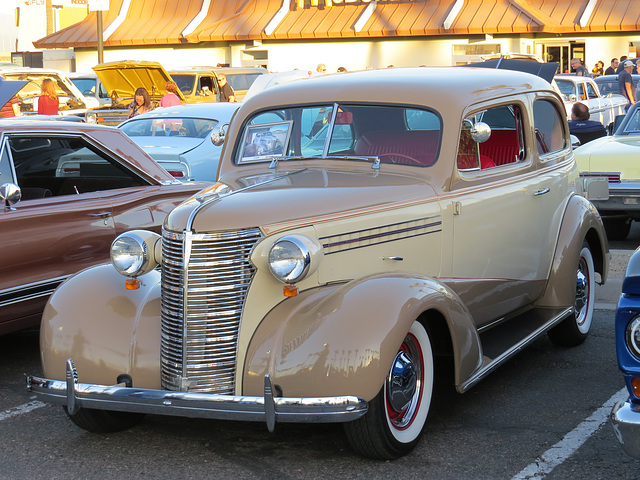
left=27, top=360, right=368, bottom=427
left=459, top=307, right=572, bottom=392
left=0, top=275, right=69, bottom=308
left=185, top=170, right=307, bottom=232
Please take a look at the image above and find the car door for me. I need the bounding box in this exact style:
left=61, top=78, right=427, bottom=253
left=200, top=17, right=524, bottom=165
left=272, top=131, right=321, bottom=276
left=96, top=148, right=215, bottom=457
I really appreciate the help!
left=448, top=102, right=544, bottom=326
left=532, top=96, right=580, bottom=263
left=584, top=80, right=607, bottom=125
left=0, top=132, right=147, bottom=329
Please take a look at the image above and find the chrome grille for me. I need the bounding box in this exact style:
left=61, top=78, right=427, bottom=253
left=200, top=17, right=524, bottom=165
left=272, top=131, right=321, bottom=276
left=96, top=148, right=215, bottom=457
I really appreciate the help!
left=160, top=227, right=262, bottom=394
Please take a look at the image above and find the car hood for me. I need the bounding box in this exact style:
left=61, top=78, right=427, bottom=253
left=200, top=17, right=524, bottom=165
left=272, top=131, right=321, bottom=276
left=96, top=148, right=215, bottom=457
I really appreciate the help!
left=165, top=167, right=436, bottom=233
left=92, top=61, right=185, bottom=101
left=0, top=77, right=27, bottom=108
left=129, top=136, right=205, bottom=159
left=574, top=134, right=640, bottom=178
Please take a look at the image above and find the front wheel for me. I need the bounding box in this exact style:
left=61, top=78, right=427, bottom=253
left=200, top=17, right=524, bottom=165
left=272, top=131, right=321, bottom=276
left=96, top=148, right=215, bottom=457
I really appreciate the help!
left=548, top=244, right=595, bottom=347
left=344, top=320, right=434, bottom=459
left=64, top=407, right=145, bottom=433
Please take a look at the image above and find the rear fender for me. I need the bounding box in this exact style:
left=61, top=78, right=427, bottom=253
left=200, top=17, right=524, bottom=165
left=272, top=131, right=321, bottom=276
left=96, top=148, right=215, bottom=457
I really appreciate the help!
left=242, top=273, right=482, bottom=402
left=536, top=194, right=609, bottom=307
left=40, top=264, right=162, bottom=388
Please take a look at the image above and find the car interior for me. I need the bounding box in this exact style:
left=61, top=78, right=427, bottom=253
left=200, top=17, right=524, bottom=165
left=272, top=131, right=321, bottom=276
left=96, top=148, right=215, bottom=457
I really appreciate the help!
left=5, top=135, right=147, bottom=198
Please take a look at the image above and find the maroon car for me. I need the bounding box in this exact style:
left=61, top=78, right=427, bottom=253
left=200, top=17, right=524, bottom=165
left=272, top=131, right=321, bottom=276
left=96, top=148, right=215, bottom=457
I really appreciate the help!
left=0, top=120, right=209, bottom=335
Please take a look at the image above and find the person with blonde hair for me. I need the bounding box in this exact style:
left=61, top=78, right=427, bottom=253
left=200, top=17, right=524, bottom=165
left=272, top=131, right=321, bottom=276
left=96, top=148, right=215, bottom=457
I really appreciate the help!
left=37, top=78, right=59, bottom=115
left=160, top=81, right=181, bottom=107
left=128, top=87, right=154, bottom=118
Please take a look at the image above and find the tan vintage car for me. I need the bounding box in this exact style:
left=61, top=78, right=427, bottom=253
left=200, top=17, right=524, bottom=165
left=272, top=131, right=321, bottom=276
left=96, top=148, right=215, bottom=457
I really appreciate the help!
left=29, top=67, right=609, bottom=459
left=0, top=120, right=208, bottom=335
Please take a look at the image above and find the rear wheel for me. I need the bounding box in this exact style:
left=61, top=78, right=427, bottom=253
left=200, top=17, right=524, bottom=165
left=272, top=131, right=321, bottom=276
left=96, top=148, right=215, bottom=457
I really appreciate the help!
left=64, top=407, right=145, bottom=433
left=548, top=244, right=595, bottom=347
left=344, top=320, right=434, bottom=459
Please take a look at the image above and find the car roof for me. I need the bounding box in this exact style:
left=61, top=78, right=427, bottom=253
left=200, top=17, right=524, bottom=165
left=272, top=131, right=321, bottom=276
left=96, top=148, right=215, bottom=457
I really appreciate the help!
left=240, top=67, right=555, bottom=115
left=120, top=102, right=241, bottom=122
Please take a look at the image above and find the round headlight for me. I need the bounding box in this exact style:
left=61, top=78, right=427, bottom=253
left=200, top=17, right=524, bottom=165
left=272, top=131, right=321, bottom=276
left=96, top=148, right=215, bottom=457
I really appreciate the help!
left=268, top=237, right=311, bottom=284
left=626, top=316, right=640, bottom=360
left=110, top=230, right=161, bottom=277
left=86, top=113, right=97, bottom=124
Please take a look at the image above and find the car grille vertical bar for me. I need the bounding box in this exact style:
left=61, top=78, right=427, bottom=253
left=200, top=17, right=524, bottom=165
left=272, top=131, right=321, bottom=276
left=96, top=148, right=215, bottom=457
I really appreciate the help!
left=160, top=227, right=262, bottom=394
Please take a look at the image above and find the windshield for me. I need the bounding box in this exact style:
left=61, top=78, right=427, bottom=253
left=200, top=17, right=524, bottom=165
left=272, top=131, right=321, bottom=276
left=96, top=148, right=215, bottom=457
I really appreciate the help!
left=70, top=77, right=109, bottom=99
left=225, top=73, right=263, bottom=91
left=120, top=117, right=219, bottom=138
left=236, top=104, right=442, bottom=167
left=171, top=74, right=197, bottom=96
left=555, top=79, right=576, bottom=99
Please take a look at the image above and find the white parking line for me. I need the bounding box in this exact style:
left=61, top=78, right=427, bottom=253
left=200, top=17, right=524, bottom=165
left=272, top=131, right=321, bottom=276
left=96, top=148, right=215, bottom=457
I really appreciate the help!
left=511, top=387, right=628, bottom=480
left=0, top=400, right=46, bottom=421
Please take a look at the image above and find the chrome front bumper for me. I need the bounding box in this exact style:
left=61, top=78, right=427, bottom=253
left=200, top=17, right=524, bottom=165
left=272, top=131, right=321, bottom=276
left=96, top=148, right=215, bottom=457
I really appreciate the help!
left=611, top=400, right=640, bottom=458
left=27, top=359, right=368, bottom=431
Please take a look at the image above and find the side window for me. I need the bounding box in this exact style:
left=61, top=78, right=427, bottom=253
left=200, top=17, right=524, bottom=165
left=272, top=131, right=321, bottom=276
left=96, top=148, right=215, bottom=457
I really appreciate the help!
left=577, top=83, right=587, bottom=101
left=586, top=83, right=598, bottom=99
left=0, top=140, right=14, bottom=182
left=457, top=104, right=524, bottom=171
left=9, top=135, right=147, bottom=197
left=533, top=99, right=566, bottom=155
left=198, top=76, right=215, bottom=97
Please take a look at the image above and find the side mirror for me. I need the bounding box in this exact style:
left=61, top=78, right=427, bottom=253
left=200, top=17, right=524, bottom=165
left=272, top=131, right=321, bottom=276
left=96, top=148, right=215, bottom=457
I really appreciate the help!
left=470, top=121, right=491, bottom=143
left=570, top=134, right=581, bottom=149
left=211, top=123, right=229, bottom=147
left=0, top=182, right=22, bottom=210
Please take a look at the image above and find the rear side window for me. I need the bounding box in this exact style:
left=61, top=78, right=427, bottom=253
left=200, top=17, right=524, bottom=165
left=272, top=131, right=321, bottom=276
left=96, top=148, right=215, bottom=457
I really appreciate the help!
left=533, top=100, right=566, bottom=155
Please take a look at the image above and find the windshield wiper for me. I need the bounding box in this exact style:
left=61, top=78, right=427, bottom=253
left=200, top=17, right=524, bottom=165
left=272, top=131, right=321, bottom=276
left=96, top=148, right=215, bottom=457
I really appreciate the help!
left=269, top=155, right=381, bottom=170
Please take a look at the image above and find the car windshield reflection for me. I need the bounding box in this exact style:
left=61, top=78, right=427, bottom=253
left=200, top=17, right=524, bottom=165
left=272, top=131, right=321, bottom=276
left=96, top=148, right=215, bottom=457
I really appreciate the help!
left=119, top=117, right=219, bottom=139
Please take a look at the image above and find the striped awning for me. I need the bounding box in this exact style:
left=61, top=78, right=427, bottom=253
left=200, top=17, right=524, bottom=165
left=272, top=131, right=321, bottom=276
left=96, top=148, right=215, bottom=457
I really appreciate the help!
left=33, top=0, right=640, bottom=49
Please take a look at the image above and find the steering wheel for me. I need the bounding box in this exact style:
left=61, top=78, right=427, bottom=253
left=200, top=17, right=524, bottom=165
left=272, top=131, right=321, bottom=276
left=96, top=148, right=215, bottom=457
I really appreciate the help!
left=377, top=153, right=422, bottom=165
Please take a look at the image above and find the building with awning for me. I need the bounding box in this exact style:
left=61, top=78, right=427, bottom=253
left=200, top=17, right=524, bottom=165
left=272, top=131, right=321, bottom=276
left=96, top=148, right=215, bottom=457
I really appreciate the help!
left=31, top=0, right=640, bottom=74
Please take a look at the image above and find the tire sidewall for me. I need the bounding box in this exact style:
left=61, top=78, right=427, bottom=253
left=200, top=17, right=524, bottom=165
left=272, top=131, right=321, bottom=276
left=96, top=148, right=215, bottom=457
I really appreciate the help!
left=383, top=320, right=434, bottom=445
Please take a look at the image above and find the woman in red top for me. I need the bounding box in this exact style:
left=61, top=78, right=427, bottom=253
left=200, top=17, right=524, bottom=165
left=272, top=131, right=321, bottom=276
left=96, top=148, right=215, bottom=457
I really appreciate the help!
left=37, top=78, right=59, bottom=115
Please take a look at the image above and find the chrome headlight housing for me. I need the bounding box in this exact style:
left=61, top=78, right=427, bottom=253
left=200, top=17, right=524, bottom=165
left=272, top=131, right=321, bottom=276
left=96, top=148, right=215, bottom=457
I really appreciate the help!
left=111, top=230, right=162, bottom=277
left=85, top=112, right=97, bottom=124
left=268, top=235, right=321, bottom=284
left=627, top=316, right=640, bottom=361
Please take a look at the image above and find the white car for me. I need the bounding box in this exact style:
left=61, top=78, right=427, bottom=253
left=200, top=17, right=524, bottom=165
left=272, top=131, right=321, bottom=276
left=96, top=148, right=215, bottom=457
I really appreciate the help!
left=555, top=74, right=627, bottom=132
left=0, top=67, right=90, bottom=117
left=118, top=102, right=241, bottom=181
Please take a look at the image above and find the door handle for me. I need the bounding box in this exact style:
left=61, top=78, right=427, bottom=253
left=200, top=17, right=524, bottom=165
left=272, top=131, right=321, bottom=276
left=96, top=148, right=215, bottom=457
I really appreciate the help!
left=89, top=211, right=112, bottom=218
left=534, top=188, right=550, bottom=196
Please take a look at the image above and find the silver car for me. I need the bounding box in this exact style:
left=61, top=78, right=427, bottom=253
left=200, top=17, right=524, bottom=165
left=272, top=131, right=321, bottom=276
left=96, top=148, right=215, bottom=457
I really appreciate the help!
left=118, top=102, right=240, bottom=181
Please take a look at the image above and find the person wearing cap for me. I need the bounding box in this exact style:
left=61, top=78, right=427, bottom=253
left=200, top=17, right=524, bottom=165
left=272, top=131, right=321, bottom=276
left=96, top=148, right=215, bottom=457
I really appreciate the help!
left=619, top=60, right=636, bottom=111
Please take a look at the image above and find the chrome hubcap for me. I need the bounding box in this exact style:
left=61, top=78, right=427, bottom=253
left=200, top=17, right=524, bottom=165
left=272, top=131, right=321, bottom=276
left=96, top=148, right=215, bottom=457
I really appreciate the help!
left=388, top=351, right=417, bottom=413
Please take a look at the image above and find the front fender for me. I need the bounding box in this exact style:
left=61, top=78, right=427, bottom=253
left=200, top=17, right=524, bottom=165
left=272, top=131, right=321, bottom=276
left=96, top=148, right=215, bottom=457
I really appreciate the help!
left=41, top=264, right=162, bottom=388
left=243, top=273, right=481, bottom=402
left=536, top=194, right=609, bottom=307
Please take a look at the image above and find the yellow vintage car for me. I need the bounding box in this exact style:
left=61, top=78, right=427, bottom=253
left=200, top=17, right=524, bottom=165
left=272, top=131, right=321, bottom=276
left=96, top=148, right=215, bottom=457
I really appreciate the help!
left=574, top=101, right=640, bottom=240
left=85, top=60, right=186, bottom=125
left=169, top=66, right=267, bottom=103
left=29, top=67, right=609, bottom=459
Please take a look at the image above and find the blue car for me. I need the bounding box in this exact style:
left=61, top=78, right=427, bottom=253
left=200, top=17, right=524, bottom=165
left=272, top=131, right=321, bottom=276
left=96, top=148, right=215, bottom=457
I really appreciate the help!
left=118, top=102, right=240, bottom=182
left=612, top=248, right=640, bottom=457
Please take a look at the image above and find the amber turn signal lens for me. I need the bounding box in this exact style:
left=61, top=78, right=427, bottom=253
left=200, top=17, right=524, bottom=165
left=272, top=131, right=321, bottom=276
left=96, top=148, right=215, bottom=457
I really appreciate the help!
left=632, top=378, right=640, bottom=397
left=283, top=285, right=298, bottom=297
left=125, top=278, right=140, bottom=290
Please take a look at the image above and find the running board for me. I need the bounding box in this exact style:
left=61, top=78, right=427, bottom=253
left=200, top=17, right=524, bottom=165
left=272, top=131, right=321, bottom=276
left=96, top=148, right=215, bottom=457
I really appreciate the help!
left=457, top=306, right=572, bottom=393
